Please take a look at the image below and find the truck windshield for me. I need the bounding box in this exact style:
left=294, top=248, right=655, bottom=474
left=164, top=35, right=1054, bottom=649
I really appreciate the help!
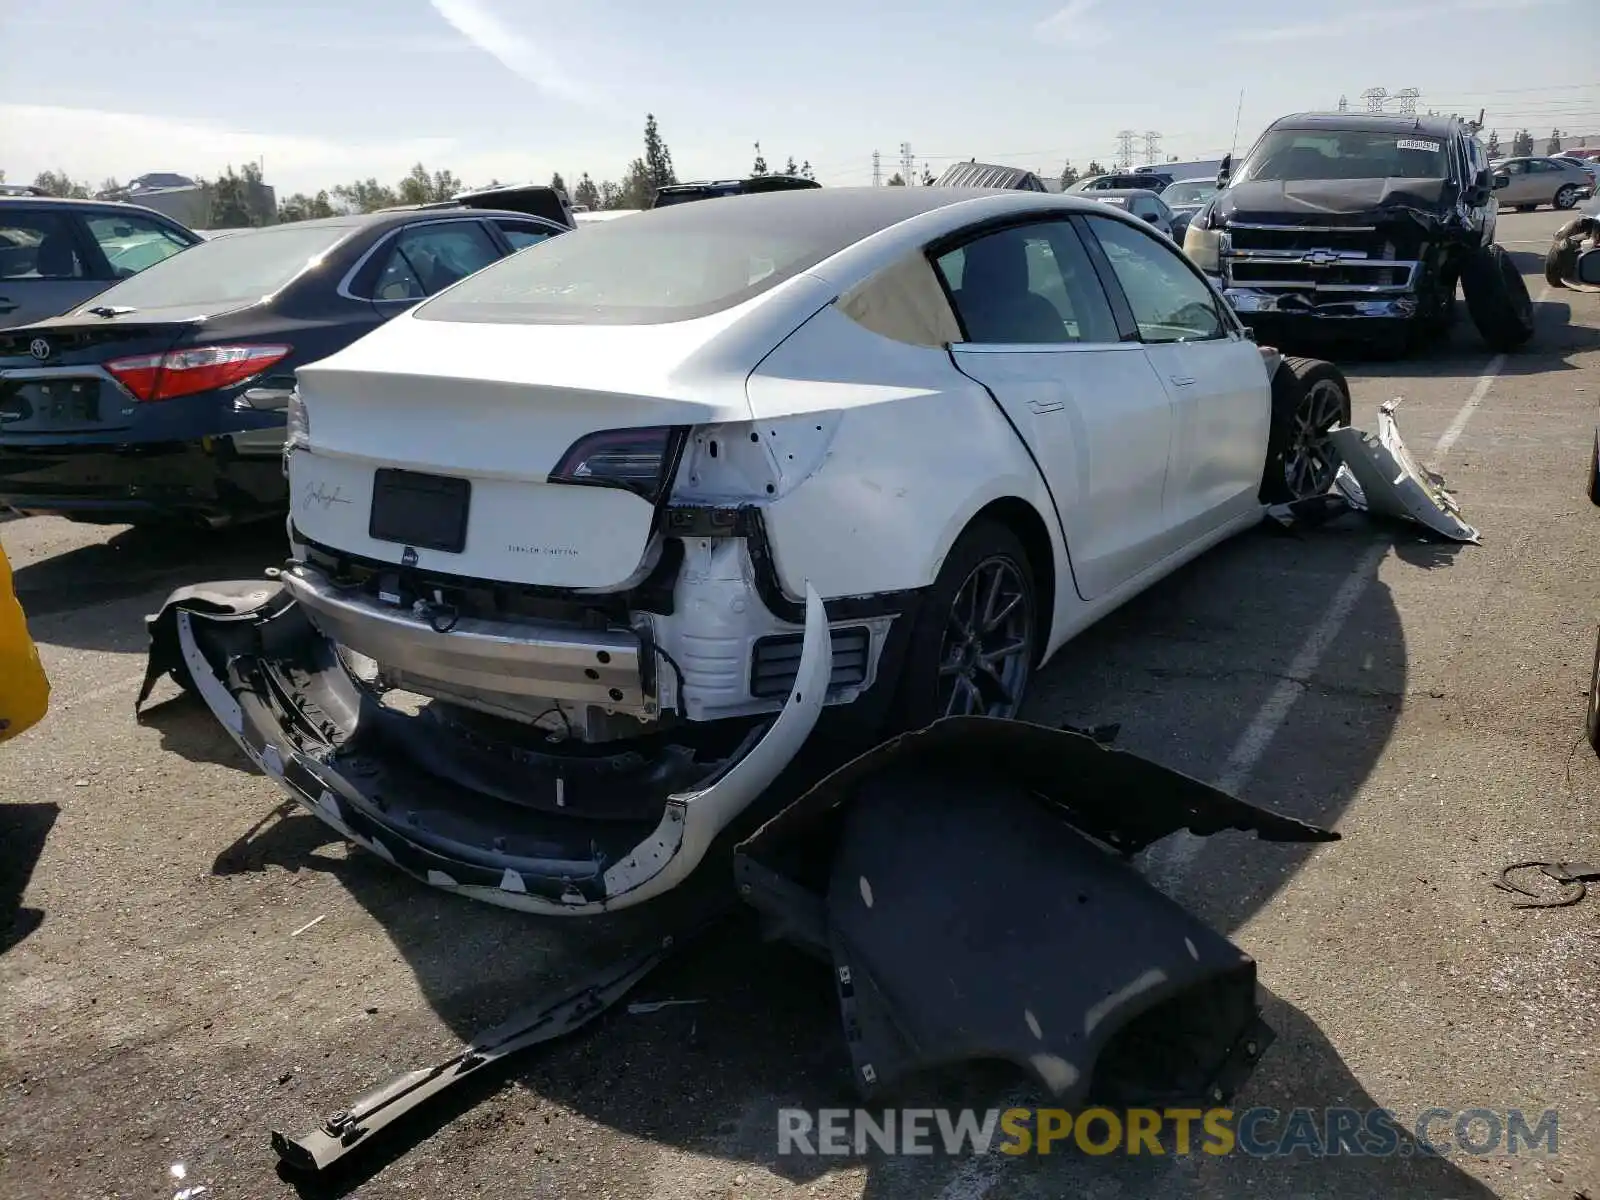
left=1235, top=129, right=1448, bottom=183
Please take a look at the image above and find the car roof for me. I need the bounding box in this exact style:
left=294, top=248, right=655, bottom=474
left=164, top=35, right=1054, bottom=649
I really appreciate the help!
left=1089, top=188, right=1163, bottom=198
left=622, top=186, right=1120, bottom=231
left=0, top=195, right=192, bottom=222
left=1267, top=111, right=1458, bottom=137
left=1168, top=176, right=1216, bottom=185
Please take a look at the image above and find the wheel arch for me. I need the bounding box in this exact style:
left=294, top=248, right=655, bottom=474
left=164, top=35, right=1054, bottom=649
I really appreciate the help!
left=965, top=496, right=1058, bottom=664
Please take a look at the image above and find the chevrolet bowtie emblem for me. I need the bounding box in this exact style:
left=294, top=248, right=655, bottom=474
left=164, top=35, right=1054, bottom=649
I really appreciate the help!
left=1304, top=250, right=1344, bottom=267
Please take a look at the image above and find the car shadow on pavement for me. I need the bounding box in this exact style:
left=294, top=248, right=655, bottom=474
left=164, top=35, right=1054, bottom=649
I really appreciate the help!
left=0, top=801, right=59, bottom=955
left=181, top=511, right=1514, bottom=1199
left=9, top=520, right=284, bottom=644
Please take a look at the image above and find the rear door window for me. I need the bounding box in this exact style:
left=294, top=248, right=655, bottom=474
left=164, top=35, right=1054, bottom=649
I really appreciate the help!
left=0, top=211, right=87, bottom=280
left=933, top=220, right=1120, bottom=345
left=370, top=220, right=500, bottom=301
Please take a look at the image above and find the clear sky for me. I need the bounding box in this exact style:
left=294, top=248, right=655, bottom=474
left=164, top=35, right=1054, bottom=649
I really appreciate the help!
left=2, top=0, right=1596, bottom=196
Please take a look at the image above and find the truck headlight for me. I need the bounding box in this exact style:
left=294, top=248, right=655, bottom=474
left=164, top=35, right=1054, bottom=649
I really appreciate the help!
left=1184, top=224, right=1222, bottom=273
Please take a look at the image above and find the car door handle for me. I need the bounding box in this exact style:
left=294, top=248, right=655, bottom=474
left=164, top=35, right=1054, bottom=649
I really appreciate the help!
left=1169, top=375, right=1196, bottom=387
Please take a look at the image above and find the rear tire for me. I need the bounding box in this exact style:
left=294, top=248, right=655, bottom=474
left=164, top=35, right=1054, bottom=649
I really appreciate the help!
left=1259, top=356, right=1351, bottom=504
left=1588, top=430, right=1600, bottom=507
left=1461, top=244, right=1535, bottom=352
left=1554, top=184, right=1579, bottom=211
left=1587, top=627, right=1600, bottom=758
left=889, top=519, right=1038, bottom=732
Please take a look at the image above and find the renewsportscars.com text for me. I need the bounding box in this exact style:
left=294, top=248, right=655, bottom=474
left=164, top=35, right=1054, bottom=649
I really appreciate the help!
left=777, top=1107, right=1559, bottom=1159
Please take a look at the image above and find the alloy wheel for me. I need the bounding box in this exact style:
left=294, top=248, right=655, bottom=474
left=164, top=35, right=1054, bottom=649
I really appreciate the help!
left=1282, top=378, right=1346, bottom=499
left=1555, top=185, right=1578, bottom=210
left=937, top=556, right=1033, bottom=719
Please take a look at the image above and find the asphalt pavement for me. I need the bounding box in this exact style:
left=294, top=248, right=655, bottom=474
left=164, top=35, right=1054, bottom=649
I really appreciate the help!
left=2, top=209, right=1596, bottom=1200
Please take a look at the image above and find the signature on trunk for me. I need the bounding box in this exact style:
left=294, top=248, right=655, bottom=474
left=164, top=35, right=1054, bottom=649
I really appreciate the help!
left=303, top=481, right=352, bottom=510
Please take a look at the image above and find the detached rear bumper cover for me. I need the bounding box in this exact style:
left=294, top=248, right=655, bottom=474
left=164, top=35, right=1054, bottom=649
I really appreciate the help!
left=1329, top=398, right=1480, bottom=543
left=736, top=718, right=1339, bottom=1104
left=139, top=580, right=831, bottom=916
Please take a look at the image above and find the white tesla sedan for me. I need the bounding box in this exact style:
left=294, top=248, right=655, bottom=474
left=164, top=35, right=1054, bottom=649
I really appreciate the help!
left=147, top=187, right=1348, bottom=915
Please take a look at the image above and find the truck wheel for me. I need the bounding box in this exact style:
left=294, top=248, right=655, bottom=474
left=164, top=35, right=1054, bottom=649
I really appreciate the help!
left=1554, top=184, right=1579, bottom=211
left=1461, top=244, right=1535, bottom=352
left=889, top=519, right=1037, bottom=731
left=1259, top=356, right=1351, bottom=504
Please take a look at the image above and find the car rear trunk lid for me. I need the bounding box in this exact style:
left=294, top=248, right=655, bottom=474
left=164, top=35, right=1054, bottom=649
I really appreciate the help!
left=0, top=318, right=199, bottom=435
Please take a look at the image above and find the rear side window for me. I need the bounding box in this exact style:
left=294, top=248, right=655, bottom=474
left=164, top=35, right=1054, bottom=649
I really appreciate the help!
left=934, top=220, right=1119, bottom=345
left=368, top=221, right=500, bottom=301
left=84, top=213, right=193, bottom=278
left=0, top=211, right=85, bottom=280
left=494, top=219, right=557, bottom=251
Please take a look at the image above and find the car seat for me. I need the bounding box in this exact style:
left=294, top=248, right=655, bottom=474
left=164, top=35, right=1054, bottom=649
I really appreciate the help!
left=953, top=233, right=1068, bottom=343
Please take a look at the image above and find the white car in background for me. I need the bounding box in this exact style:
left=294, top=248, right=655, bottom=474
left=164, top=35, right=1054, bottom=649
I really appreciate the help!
left=149, top=187, right=1349, bottom=915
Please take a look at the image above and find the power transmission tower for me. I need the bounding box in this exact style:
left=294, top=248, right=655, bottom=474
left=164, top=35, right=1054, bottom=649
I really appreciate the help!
left=899, top=143, right=914, bottom=185
left=1116, top=129, right=1136, bottom=170
left=1143, top=131, right=1162, bottom=165
left=1337, top=94, right=1349, bottom=112
left=1396, top=88, right=1420, bottom=117
left=1361, top=87, right=1388, bottom=113
left=872, top=150, right=881, bottom=187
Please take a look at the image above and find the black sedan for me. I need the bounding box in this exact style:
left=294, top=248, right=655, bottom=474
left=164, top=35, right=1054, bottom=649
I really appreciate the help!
left=0, top=203, right=568, bottom=527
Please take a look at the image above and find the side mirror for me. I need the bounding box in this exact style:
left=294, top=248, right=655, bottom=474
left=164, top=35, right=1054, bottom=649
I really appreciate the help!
left=1216, top=154, right=1232, bottom=188
left=1493, top=172, right=1510, bottom=190
left=1142, top=212, right=1160, bottom=224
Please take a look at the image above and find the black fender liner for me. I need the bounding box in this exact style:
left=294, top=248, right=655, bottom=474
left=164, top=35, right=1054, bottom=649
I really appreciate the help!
left=735, top=717, right=1338, bottom=1103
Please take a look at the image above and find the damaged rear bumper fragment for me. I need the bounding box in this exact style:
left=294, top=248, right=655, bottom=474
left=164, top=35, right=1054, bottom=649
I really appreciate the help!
left=139, top=578, right=831, bottom=915
left=736, top=717, right=1339, bottom=1105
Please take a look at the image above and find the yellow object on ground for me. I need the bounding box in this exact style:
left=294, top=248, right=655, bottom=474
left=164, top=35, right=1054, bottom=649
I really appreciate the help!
left=0, top=539, right=49, bottom=743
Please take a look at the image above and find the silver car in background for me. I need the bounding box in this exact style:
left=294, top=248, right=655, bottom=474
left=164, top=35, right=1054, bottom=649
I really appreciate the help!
left=1087, top=189, right=1176, bottom=238
left=1159, top=176, right=1221, bottom=242
left=1490, top=156, right=1593, bottom=212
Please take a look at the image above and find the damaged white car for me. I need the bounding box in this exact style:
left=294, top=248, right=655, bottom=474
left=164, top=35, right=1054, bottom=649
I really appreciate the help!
left=140, top=187, right=1352, bottom=916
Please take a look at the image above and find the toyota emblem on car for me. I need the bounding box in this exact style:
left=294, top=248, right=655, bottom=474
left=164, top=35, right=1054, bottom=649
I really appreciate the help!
left=28, top=338, right=52, bottom=362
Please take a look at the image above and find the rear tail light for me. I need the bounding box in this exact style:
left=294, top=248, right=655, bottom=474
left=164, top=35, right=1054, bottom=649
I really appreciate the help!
left=106, top=344, right=291, bottom=403
left=549, top=425, right=686, bottom=503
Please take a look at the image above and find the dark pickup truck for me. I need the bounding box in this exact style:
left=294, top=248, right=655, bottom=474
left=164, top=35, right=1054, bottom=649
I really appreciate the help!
left=1183, top=112, right=1533, bottom=355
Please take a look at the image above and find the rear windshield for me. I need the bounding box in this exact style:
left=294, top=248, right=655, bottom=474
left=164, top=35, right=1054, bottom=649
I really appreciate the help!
left=416, top=204, right=843, bottom=325
left=1236, top=128, right=1449, bottom=183
left=69, top=222, right=354, bottom=311
left=1162, top=180, right=1218, bottom=205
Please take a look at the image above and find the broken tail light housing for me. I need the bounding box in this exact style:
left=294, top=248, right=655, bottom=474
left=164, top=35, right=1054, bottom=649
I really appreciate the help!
left=548, top=426, right=687, bottom=503
left=106, top=344, right=291, bottom=403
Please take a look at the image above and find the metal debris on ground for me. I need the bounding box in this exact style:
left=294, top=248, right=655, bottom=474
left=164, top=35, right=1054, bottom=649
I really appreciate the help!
left=626, top=998, right=707, bottom=1015
left=1494, top=861, right=1600, bottom=909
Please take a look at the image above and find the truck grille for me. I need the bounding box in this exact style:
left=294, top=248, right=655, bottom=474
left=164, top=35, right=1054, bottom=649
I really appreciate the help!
left=1222, top=221, right=1417, bottom=295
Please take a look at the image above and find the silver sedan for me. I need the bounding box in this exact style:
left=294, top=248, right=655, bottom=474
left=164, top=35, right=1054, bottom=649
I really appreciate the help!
left=1490, top=156, right=1594, bottom=212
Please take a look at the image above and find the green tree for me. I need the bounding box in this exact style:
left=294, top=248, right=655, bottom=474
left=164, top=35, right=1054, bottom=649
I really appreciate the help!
left=332, top=178, right=398, bottom=214
left=32, top=171, right=90, bottom=198
left=277, top=190, right=337, bottom=223
left=617, top=158, right=654, bottom=209
left=1511, top=130, right=1534, bottom=156
left=206, top=166, right=255, bottom=228
left=1085, top=160, right=1107, bottom=177
left=1547, top=128, right=1563, bottom=154
left=751, top=142, right=768, bottom=176
left=643, top=113, right=676, bottom=189
left=573, top=173, right=601, bottom=208
left=783, top=155, right=798, bottom=176
left=1058, top=160, right=1080, bottom=188
left=886, top=172, right=905, bottom=186
left=96, top=177, right=122, bottom=197
left=550, top=171, right=567, bottom=195
left=1485, top=129, right=1501, bottom=157
left=799, top=160, right=815, bottom=181
left=597, top=179, right=623, bottom=208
